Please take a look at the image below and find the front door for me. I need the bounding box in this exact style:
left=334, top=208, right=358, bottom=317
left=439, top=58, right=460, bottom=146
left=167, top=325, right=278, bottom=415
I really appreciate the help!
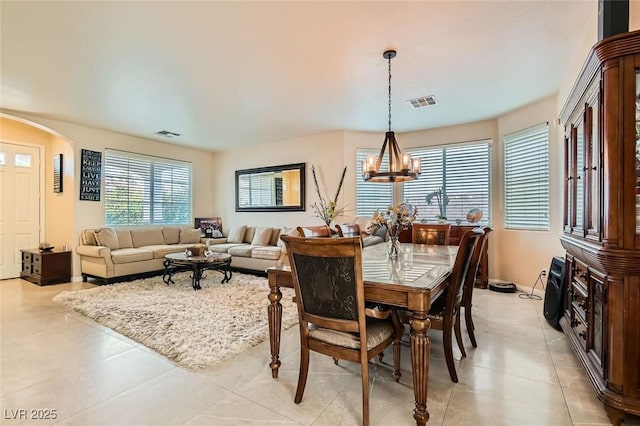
left=0, top=142, right=41, bottom=279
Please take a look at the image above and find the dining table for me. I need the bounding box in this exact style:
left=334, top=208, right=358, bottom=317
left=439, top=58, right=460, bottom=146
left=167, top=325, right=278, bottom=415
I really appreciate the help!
left=266, top=242, right=458, bottom=426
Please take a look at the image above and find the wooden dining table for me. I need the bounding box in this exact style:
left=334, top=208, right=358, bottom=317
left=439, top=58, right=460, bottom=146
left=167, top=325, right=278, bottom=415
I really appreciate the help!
left=266, top=242, right=458, bottom=426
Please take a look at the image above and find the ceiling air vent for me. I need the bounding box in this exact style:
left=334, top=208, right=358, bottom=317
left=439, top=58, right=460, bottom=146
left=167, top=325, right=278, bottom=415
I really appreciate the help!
left=156, top=130, right=182, bottom=138
left=408, top=95, right=437, bottom=109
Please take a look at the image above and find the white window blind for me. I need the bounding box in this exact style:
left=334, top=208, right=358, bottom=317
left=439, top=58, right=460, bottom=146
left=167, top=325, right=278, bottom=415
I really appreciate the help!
left=237, top=172, right=278, bottom=208
left=104, top=150, right=192, bottom=226
left=504, top=123, right=550, bottom=230
left=403, top=140, right=492, bottom=225
left=356, top=149, right=393, bottom=216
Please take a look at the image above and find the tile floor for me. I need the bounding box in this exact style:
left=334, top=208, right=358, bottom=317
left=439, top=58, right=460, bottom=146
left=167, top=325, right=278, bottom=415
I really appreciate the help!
left=1, top=277, right=639, bottom=426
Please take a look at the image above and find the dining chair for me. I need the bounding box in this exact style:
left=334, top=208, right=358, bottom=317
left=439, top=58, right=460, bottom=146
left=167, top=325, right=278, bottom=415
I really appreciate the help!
left=461, top=226, right=492, bottom=349
left=296, top=225, right=332, bottom=238
left=408, top=228, right=482, bottom=383
left=280, top=235, right=403, bottom=426
left=411, top=223, right=452, bottom=245
left=335, top=223, right=362, bottom=238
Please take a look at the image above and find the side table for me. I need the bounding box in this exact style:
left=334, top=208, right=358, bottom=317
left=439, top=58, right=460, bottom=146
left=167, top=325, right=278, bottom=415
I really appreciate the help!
left=20, top=248, right=71, bottom=285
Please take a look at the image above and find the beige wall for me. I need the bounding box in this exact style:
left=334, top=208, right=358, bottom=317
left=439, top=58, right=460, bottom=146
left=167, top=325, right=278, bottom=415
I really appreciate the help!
left=211, top=131, right=346, bottom=231
left=1, top=112, right=216, bottom=279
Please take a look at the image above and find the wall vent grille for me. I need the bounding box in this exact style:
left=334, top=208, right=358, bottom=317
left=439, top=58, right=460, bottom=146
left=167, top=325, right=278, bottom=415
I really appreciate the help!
left=408, top=95, right=437, bottom=109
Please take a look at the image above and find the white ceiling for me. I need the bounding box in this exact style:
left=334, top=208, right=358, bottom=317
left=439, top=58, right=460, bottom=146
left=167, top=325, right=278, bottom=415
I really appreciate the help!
left=1, top=1, right=595, bottom=152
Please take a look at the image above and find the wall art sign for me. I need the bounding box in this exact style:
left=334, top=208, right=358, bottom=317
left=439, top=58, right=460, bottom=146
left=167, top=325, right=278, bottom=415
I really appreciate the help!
left=53, top=153, right=63, bottom=193
left=80, top=149, right=102, bottom=201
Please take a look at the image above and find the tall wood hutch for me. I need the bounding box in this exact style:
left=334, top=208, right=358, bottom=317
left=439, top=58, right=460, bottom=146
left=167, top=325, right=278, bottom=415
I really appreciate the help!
left=559, top=30, right=640, bottom=425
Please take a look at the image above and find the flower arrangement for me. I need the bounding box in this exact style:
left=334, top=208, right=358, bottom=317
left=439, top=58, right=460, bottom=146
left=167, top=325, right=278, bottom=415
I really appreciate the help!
left=426, top=188, right=450, bottom=220
left=311, top=165, right=347, bottom=226
left=371, top=203, right=417, bottom=239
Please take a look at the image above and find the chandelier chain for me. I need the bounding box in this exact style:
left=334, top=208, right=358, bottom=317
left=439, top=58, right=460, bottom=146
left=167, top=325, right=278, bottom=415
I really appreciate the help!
left=388, top=54, right=392, bottom=132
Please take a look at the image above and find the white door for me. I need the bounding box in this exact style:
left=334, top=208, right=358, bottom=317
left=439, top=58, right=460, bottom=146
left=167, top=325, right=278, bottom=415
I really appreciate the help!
left=0, top=142, right=41, bottom=279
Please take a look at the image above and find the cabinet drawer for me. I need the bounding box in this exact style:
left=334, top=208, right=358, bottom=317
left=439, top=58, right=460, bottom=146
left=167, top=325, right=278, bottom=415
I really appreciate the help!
left=22, top=252, right=32, bottom=263
left=571, top=314, right=588, bottom=352
left=32, top=265, right=41, bottom=276
left=571, top=281, right=589, bottom=321
left=22, top=263, right=32, bottom=273
left=573, top=258, right=588, bottom=287
left=32, top=254, right=42, bottom=265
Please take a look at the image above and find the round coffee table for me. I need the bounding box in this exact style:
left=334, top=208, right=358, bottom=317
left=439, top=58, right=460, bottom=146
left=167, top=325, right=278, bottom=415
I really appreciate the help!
left=162, top=252, right=232, bottom=290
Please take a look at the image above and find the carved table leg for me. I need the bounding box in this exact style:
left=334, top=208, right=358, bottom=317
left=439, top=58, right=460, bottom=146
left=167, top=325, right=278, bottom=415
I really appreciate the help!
left=268, top=284, right=283, bottom=378
left=191, top=264, right=203, bottom=290
left=410, top=310, right=431, bottom=426
left=162, top=259, right=174, bottom=285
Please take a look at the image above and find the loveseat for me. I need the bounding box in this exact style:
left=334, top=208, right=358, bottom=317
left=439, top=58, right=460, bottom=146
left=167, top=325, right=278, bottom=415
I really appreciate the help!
left=77, top=226, right=207, bottom=283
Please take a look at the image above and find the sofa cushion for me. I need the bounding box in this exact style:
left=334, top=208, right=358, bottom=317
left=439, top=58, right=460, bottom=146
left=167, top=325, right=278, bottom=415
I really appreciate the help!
left=252, top=246, right=282, bottom=260
left=227, top=225, right=246, bottom=243
left=95, top=227, right=119, bottom=250
left=111, top=248, right=154, bottom=264
left=116, top=229, right=133, bottom=249
left=131, top=228, right=165, bottom=247
left=277, top=227, right=301, bottom=248
left=269, top=228, right=282, bottom=246
left=208, top=243, right=245, bottom=253
left=81, top=229, right=98, bottom=246
left=179, top=227, right=201, bottom=244
left=228, top=245, right=257, bottom=257
left=139, top=244, right=195, bottom=259
left=251, top=227, right=273, bottom=246
left=162, top=227, right=181, bottom=245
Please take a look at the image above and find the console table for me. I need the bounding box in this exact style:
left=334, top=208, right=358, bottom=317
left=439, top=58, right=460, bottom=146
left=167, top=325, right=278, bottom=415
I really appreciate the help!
left=20, top=248, right=71, bottom=285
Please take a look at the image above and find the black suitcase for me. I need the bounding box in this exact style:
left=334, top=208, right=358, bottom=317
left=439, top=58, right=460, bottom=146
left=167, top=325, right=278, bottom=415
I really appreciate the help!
left=543, top=256, right=566, bottom=330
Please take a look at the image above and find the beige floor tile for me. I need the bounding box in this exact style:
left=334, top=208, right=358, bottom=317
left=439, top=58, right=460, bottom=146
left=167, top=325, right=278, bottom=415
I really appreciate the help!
left=58, top=368, right=230, bottom=425
left=183, top=393, right=300, bottom=425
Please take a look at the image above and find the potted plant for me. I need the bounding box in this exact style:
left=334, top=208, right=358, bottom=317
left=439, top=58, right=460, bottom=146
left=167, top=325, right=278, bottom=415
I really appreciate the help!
left=426, top=188, right=449, bottom=223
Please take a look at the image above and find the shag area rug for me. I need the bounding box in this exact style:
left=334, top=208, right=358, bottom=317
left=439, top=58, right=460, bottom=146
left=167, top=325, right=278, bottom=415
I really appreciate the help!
left=53, top=272, right=297, bottom=369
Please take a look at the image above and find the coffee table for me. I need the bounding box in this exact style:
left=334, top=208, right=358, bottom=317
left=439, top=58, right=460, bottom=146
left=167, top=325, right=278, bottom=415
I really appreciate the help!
left=163, top=252, right=232, bottom=290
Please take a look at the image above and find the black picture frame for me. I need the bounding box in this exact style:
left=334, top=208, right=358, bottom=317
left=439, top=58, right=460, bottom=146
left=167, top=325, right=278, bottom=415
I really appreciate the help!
left=79, top=149, right=102, bottom=201
left=53, top=154, right=63, bottom=193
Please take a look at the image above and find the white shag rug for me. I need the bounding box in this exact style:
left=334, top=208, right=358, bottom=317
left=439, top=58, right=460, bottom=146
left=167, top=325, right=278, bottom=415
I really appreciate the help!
left=53, top=272, right=297, bottom=369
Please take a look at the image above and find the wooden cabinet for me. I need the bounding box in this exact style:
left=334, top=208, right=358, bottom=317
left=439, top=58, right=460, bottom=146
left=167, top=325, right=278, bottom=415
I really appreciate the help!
left=559, top=30, right=640, bottom=425
left=20, top=249, right=71, bottom=285
left=399, top=224, right=489, bottom=288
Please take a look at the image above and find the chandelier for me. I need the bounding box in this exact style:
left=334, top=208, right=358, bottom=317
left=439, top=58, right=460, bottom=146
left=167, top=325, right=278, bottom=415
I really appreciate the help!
left=362, top=49, right=421, bottom=183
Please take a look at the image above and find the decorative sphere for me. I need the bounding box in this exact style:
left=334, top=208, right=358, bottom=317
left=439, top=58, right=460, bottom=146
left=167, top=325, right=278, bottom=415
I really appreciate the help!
left=466, top=208, right=483, bottom=224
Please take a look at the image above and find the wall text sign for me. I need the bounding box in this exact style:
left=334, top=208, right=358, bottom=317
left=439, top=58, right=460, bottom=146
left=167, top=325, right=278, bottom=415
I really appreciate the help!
left=80, top=149, right=102, bottom=201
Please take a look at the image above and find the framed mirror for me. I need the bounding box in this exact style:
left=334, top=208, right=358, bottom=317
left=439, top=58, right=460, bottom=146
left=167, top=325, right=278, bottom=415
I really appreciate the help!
left=235, top=163, right=306, bottom=212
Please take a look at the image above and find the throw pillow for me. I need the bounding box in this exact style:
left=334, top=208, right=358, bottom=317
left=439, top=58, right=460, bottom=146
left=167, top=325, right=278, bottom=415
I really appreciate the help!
left=251, top=227, right=273, bottom=246
left=277, top=227, right=301, bottom=248
left=227, top=225, right=247, bottom=244
left=95, top=227, right=119, bottom=250
left=179, top=227, right=202, bottom=244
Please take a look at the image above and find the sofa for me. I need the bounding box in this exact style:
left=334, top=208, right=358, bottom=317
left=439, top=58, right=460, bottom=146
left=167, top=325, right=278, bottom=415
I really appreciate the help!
left=77, top=226, right=208, bottom=283
left=77, top=222, right=386, bottom=283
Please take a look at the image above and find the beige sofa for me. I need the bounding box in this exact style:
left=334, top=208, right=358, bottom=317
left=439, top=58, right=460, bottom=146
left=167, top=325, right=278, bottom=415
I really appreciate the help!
left=77, top=226, right=207, bottom=283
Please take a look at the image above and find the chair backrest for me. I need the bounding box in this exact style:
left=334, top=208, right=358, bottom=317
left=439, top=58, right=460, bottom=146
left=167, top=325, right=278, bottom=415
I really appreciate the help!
left=412, top=223, right=452, bottom=245
left=462, top=226, right=492, bottom=302
left=296, top=225, right=332, bottom=238
left=444, top=228, right=483, bottom=311
left=280, top=235, right=365, bottom=334
left=335, top=223, right=361, bottom=238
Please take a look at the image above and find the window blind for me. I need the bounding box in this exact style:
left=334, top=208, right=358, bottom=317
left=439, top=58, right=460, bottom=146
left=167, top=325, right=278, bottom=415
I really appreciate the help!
left=104, top=150, right=192, bottom=226
left=355, top=149, right=393, bottom=216
left=503, top=123, right=550, bottom=230
left=403, top=140, right=492, bottom=225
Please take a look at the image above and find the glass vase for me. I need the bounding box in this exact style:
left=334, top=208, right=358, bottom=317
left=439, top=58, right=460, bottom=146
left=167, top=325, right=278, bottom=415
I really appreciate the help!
left=387, top=236, right=400, bottom=259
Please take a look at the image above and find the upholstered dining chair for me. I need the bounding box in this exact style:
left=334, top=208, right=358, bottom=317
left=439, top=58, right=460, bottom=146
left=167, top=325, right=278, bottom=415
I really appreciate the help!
left=335, top=223, right=362, bottom=238
left=398, top=228, right=482, bottom=383
left=296, top=225, right=332, bottom=238
left=411, top=223, right=452, bottom=245
left=280, top=235, right=403, bottom=426
left=461, top=226, right=492, bottom=349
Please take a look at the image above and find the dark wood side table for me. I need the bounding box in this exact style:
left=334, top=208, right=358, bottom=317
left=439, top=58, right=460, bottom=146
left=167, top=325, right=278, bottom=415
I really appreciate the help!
left=20, top=249, right=71, bottom=285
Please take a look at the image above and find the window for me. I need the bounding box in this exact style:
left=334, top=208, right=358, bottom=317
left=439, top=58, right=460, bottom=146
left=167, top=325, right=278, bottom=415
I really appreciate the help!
left=355, top=149, right=393, bottom=216
left=15, top=153, right=32, bottom=167
left=504, top=123, right=550, bottom=230
left=104, top=150, right=192, bottom=226
left=403, top=140, right=492, bottom=225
